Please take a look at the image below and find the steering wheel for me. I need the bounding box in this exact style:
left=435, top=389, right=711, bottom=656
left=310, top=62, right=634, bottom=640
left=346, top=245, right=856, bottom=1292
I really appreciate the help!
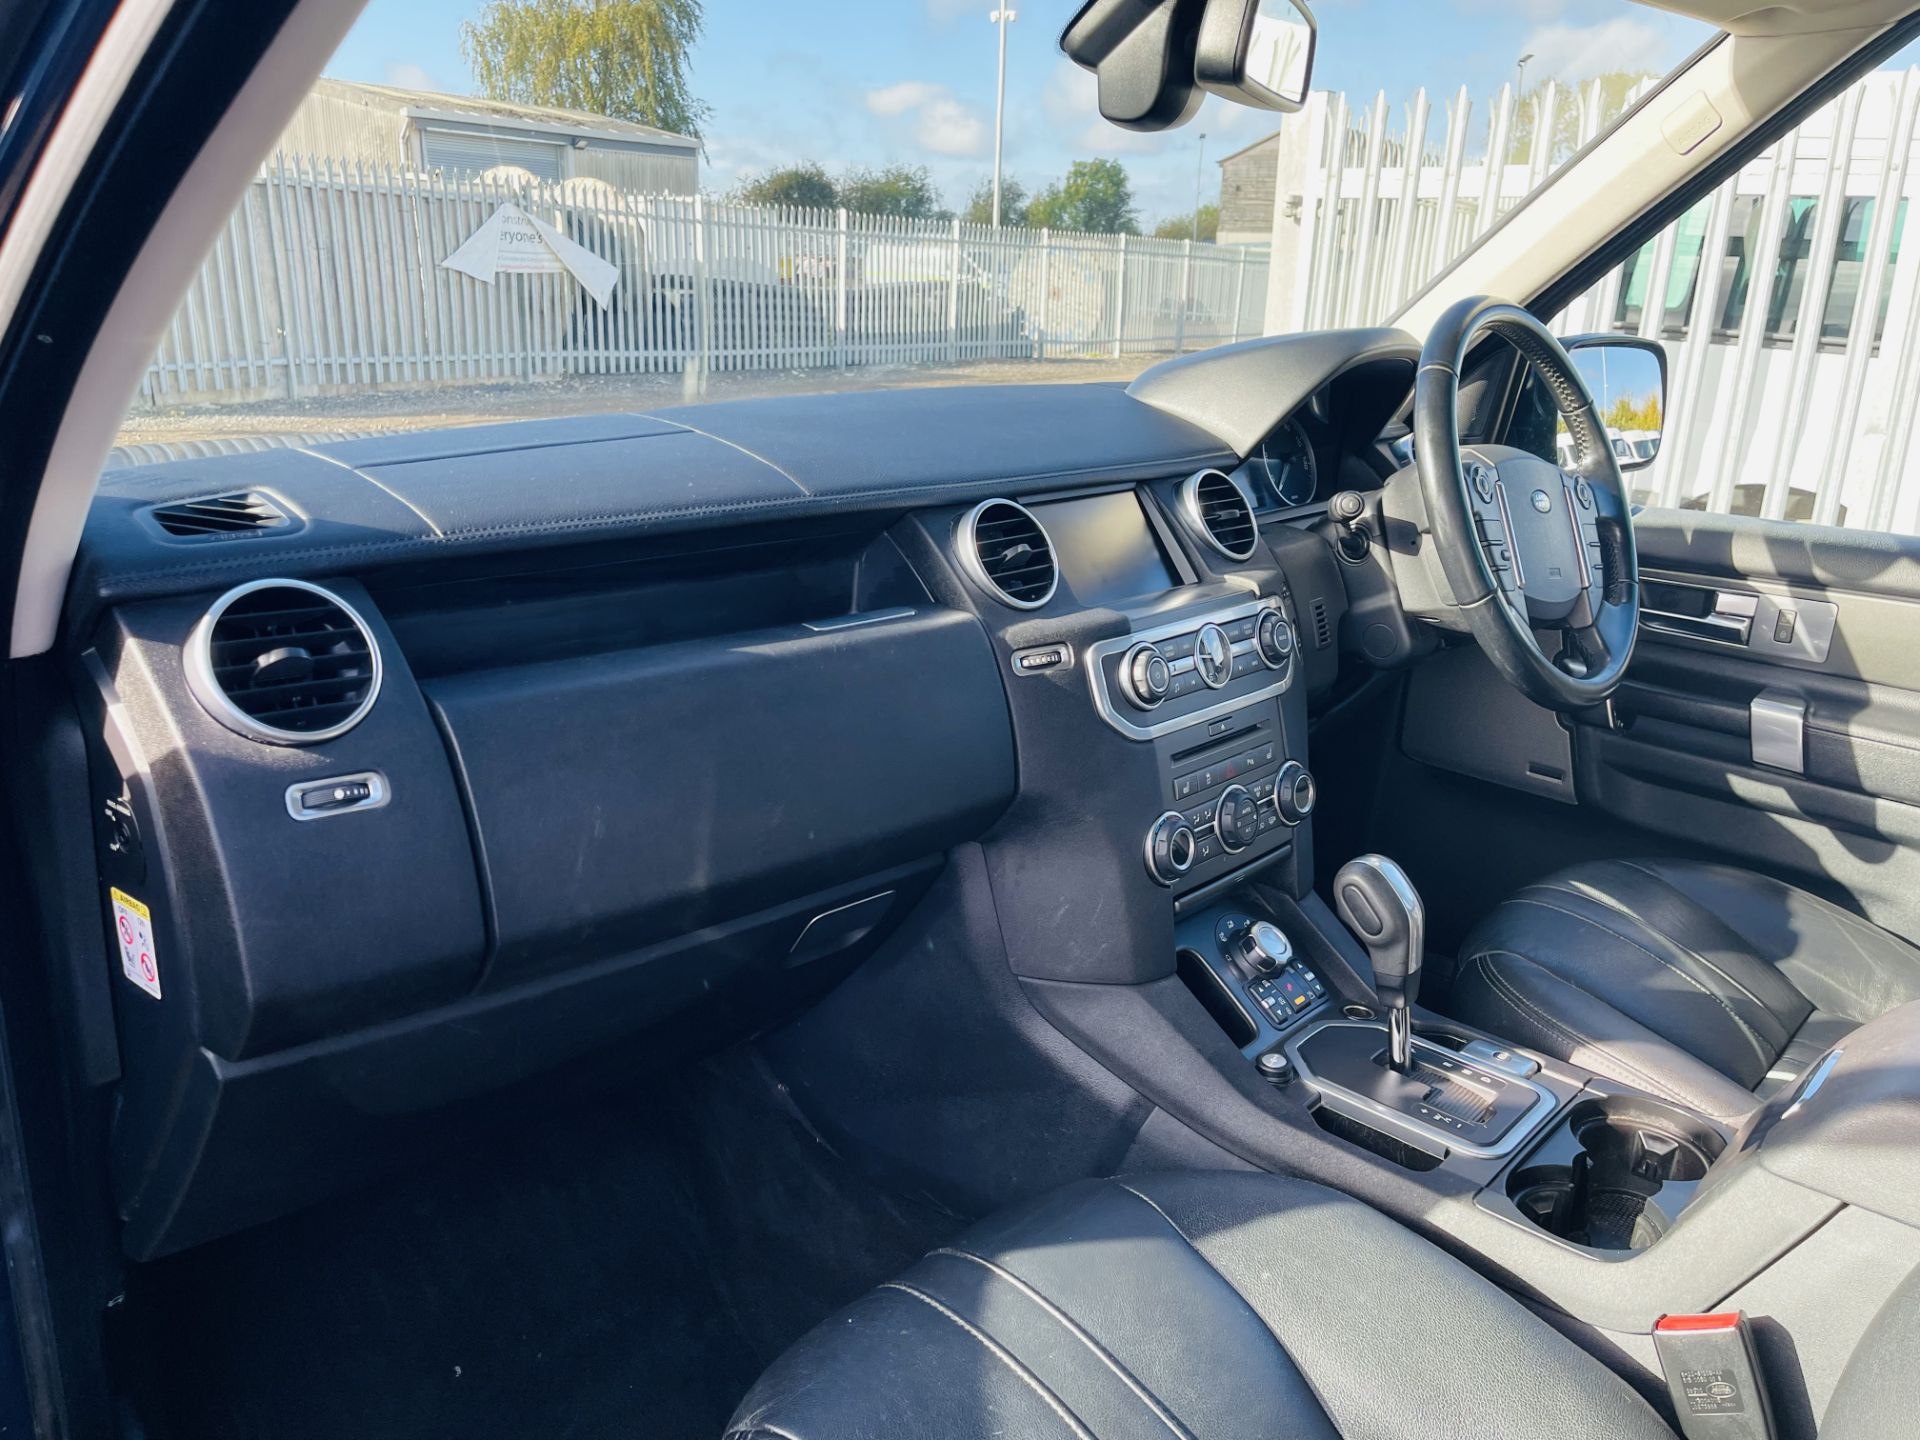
left=1414, top=296, right=1639, bottom=712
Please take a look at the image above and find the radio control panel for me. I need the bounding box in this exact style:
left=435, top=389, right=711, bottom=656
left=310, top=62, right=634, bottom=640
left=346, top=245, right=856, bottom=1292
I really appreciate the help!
left=1086, top=597, right=1296, bottom=742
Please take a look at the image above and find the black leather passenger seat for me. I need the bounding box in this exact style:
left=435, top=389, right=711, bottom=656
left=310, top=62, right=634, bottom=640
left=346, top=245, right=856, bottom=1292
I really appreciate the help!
left=724, top=1172, right=1676, bottom=1439
left=1450, top=859, right=1920, bottom=1120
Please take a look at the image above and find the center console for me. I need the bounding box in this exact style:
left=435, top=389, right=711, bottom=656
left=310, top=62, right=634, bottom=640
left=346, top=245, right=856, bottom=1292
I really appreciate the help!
left=1083, top=595, right=1314, bottom=893
left=1173, top=855, right=1733, bottom=1255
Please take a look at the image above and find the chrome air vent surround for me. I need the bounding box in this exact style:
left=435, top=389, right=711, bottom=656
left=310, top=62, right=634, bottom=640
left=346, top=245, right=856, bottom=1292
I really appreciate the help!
left=185, top=579, right=382, bottom=745
left=1181, top=468, right=1259, bottom=562
left=959, top=498, right=1058, bottom=610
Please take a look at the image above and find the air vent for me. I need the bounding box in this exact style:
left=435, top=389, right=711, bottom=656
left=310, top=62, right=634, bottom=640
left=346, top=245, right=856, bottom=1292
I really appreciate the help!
left=960, top=499, right=1058, bottom=609
left=1181, top=469, right=1259, bottom=562
left=150, top=491, right=291, bottom=538
left=185, top=580, right=382, bottom=745
left=1311, top=597, right=1333, bottom=650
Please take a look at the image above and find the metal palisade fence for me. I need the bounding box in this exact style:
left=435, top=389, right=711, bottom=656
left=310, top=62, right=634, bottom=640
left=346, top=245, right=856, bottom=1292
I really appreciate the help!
left=1282, top=66, right=1920, bottom=532
left=138, top=156, right=1272, bottom=406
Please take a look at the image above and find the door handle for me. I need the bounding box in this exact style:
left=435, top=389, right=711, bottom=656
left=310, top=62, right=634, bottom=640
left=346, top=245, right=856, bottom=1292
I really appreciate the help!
left=1641, top=585, right=1759, bottom=647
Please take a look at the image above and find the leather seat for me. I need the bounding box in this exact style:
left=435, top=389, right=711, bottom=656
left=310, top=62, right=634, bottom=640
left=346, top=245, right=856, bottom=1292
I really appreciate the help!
left=725, top=1170, right=1920, bottom=1440
left=1450, top=858, right=1920, bottom=1120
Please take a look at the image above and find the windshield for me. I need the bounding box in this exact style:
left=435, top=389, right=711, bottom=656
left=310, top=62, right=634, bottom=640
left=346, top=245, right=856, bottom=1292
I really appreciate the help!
left=114, top=0, right=1717, bottom=461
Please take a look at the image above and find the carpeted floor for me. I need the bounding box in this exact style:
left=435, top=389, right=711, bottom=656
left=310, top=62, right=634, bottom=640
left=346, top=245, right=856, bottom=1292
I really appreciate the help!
left=121, top=1049, right=963, bottom=1440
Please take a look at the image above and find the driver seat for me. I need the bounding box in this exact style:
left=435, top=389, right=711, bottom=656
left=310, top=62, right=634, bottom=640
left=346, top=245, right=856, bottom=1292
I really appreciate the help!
left=1449, top=858, right=1920, bottom=1120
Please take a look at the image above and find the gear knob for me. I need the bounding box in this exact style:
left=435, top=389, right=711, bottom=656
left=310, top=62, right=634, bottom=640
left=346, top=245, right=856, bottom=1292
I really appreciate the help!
left=1333, top=855, right=1425, bottom=1072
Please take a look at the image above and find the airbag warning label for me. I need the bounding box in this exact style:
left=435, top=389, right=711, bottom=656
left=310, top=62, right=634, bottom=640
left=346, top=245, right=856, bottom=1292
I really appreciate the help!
left=110, top=888, right=161, bottom=1000
left=1680, top=1368, right=1745, bottom=1415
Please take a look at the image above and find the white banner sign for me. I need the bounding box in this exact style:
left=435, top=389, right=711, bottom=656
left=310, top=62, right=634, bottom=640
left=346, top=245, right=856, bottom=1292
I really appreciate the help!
left=441, top=202, right=621, bottom=309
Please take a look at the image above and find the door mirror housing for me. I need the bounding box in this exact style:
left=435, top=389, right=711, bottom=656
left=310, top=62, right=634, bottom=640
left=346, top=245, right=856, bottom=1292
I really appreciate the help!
left=1564, top=335, right=1667, bottom=472
left=1197, top=0, right=1316, bottom=112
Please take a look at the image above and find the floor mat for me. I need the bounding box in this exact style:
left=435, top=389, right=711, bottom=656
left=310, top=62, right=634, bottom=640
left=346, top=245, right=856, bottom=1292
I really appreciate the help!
left=122, top=1049, right=963, bottom=1440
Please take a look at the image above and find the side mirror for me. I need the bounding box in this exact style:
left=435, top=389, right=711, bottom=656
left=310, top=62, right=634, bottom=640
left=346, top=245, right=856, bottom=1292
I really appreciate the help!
left=1565, top=335, right=1666, bottom=472
left=1196, top=0, right=1317, bottom=112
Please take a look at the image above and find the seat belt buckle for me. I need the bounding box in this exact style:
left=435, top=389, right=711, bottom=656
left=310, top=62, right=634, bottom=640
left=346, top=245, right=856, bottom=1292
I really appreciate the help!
left=1653, top=1311, right=1777, bottom=1439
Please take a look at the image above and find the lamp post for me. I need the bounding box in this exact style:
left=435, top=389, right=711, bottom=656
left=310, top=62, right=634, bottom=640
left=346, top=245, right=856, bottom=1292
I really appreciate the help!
left=1514, top=51, right=1534, bottom=98
left=990, top=7, right=1017, bottom=226
left=1192, top=131, right=1208, bottom=242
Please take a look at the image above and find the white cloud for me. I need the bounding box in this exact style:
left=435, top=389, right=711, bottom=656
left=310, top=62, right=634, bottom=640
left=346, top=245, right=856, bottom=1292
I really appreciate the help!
left=865, top=81, right=988, bottom=157
left=383, top=61, right=442, bottom=93
left=867, top=81, right=945, bottom=118
left=1516, top=16, right=1678, bottom=84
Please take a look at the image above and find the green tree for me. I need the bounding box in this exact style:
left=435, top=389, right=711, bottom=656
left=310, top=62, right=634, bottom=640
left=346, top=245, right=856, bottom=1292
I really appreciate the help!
left=733, top=163, right=838, bottom=209
left=1153, top=204, right=1218, bottom=242
left=1511, top=72, right=1654, bottom=166
left=1606, top=393, right=1663, bottom=432
left=460, top=0, right=710, bottom=139
left=838, top=164, right=945, bottom=219
left=1025, top=159, right=1139, bottom=235
left=964, top=176, right=1028, bottom=227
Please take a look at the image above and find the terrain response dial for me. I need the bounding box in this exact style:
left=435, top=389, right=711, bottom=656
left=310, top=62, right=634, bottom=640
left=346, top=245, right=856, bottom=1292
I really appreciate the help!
left=1230, top=920, right=1293, bottom=980
left=1120, top=642, right=1172, bottom=709
left=1214, top=784, right=1260, bottom=852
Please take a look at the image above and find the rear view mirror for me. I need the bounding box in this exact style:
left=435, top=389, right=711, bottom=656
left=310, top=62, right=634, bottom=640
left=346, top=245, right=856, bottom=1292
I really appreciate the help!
left=1565, top=336, right=1667, bottom=472
left=1060, top=0, right=1205, bottom=132
left=1197, top=0, right=1317, bottom=112
left=1060, top=0, right=1316, bottom=131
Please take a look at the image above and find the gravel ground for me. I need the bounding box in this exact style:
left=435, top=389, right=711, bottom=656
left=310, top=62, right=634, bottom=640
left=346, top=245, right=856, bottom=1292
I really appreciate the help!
left=110, top=357, right=1160, bottom=461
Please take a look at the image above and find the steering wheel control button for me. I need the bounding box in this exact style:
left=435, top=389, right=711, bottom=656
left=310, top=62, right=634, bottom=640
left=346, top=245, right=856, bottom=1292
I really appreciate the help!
left=1214, top=785, right=1260, bottom=852
left=1273, top=761, right=1316, bottom=826
left=1575, top=478, right=1594, bottom=510
left=1120, top=643, right=1171, bottom=709
left=1146, top=811, right=1196, bottom=885
left=1469, top=462, right=1498, bottom=503
left=1194, top=624, right=1233, bottom=688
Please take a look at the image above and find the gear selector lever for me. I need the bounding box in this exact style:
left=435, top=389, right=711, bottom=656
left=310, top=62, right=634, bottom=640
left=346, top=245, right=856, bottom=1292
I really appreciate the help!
left=1332, top=855, right=1424, bottom=1073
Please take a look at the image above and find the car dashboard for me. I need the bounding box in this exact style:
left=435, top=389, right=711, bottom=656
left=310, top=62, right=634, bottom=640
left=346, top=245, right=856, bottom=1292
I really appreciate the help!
left=64, top=330, right=1418, bottom=1258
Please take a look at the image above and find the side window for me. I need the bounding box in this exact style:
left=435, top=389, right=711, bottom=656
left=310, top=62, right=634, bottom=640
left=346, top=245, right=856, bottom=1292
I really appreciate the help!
left=1558, top=60, right=1920, bottom=532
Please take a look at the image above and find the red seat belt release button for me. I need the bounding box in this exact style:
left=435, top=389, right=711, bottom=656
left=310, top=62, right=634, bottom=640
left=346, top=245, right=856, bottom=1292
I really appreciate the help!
left=1653, top=1311, right=1777, bottom=1439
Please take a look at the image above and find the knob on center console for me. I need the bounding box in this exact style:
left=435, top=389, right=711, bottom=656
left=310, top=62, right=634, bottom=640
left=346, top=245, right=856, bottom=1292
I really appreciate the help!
left=1145, top=811, right=1196, bottom=885
left=1230, top=920, right=1293, bottom=980
left=1120, top=642, right=1171, bottom=709
left=1255, top=610, right=1295, bottom=670
left=1214, top=783, right=1260, bottom=852
left=1273, top=760, right=1317, bottom=825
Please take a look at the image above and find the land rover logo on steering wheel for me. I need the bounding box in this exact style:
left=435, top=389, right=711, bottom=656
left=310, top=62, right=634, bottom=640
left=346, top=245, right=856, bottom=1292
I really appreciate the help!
left=1530, top=488, right=1553, bottom=514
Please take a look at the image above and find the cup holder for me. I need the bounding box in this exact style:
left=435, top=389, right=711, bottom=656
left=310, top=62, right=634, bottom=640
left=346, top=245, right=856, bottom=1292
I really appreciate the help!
left=1504, top=1096, right=1725, bottom=1252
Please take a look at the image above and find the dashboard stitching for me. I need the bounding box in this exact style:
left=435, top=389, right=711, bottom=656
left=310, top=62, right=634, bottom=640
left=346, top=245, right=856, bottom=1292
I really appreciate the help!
left=98, top=458, right=1240, bottom=585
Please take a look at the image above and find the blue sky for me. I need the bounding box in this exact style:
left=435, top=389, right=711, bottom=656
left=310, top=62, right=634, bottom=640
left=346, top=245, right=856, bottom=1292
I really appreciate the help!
left=324, top=0, right=1719, bottom=223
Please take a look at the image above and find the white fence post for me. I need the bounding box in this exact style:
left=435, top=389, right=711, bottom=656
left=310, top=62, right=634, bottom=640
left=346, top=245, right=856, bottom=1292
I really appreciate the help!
left=947, top=216, right=962, bottom=364
left=834, top=206, right=849, bottom=369
left=1113, top=233, right=1130, bottom=356
left=1036, top=228, right=1052, bottom=360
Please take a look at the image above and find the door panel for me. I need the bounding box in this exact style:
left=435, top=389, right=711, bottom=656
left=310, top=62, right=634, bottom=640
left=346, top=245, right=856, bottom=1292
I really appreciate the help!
left=1574, top=511, right=1920, bottom=944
